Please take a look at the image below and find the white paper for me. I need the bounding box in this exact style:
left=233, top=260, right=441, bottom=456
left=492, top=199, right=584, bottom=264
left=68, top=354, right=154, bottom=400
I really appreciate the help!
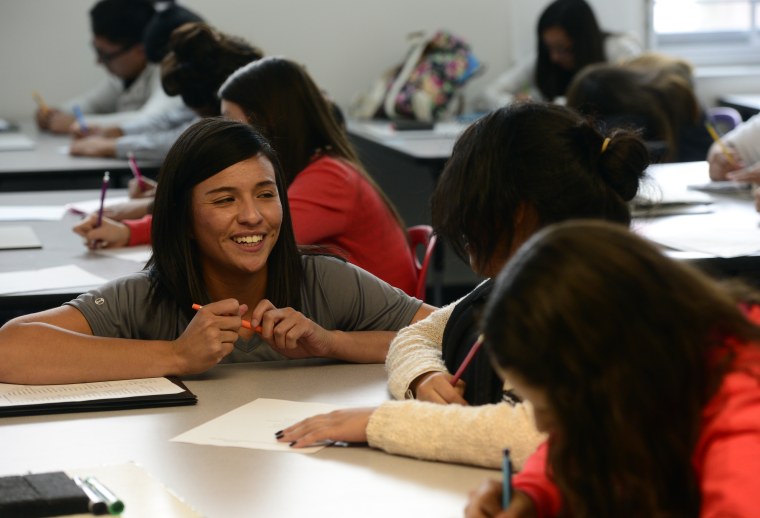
left=95, top=245, right=152, bottom=263
left=0, top=225, right=42, bottom=249
left=0, top=378, right=183, bottom=407
left=0, top=206, right=68, bottom=221
left=171, top=398, right=339, bottom=453
left=0, top=264, right=107, bottom=295
left=0, top=133, right=35, bottom=151
left=66, top=196, right=131, bottom=215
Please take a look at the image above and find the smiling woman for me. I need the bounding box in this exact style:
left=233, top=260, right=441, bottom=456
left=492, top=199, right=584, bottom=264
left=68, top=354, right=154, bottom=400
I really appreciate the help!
left=0, top=119, right=434, bottom=385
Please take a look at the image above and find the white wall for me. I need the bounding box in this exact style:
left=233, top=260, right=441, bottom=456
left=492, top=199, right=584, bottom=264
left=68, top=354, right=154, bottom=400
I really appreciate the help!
left=0, top=0, right=754, bottom=120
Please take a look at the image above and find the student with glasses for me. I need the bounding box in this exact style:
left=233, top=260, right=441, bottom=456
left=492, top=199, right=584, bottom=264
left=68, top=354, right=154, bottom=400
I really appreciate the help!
left=475, top=0, right=641, bottom=110
left=35, top=0, right=182, bottom=134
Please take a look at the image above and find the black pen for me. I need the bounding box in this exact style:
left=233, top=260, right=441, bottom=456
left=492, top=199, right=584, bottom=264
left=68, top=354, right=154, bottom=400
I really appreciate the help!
left=84, top=476, right=125, bottom=515
left=73, top=476, right=107, bottom=515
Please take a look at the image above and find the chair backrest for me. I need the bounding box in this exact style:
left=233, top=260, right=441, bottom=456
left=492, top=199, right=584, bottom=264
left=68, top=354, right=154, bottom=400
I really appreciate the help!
left=707, top=106, right=742, bottom=134
left=407, top=225, right=437, bottom=301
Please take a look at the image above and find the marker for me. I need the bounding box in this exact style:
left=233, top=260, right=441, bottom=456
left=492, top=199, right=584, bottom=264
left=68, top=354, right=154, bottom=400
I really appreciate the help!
left=73, top=476, right=107, bottom=515
left=84, top=477, right=124, bottom=515
left=72, top=104, right=88, bottom=134
left=192, top=303, right=262, bottom=333
left=449, top=334, right=484, bottom=386
left=127, top=151, right=148, bottom=191
left=96, top=171, right=110, bottom=228
left=705, top=121, right=738, bottom=167
left=32, top=91, right=49, bottom=115
left=502, top=448, right=512, bottom=510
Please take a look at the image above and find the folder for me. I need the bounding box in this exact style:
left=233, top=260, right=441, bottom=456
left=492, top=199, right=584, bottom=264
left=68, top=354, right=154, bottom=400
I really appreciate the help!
left=0, top=377, right=197, bottom=418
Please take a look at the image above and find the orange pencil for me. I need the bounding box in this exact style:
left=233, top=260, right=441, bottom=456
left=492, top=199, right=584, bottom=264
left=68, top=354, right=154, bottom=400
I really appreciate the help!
left=192, top=303, right=262, bottom=333
left=32, top=91, right=49, bottom=115
left=705, top=121, right=738, bottom=167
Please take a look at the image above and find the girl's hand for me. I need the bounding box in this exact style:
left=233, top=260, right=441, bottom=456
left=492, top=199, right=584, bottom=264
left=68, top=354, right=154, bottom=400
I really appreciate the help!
left=174, top=299, right=248, bottom=374
left=465, top=480, right=536, bottom=518
left=277, top=407, right=375, bottom=447
left=413, top=371, right=467, bottom=404
left=250, top=299, right=333, bottom=358
left=72, top=214, right=130, bottom=249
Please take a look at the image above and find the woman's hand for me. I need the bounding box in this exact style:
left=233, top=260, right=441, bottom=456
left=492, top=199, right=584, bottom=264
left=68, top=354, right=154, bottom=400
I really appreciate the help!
left=413, top=371, right=467, bottom=404
left=72, top=214, right=130, bottom=249
left=726, top=161, right=760, bottom=183
left=102, top=198, right=154, bottom=221
left=276, top=407, right=375, bottom=447
left=69, top=135, right=117, bottom=157
left=250, top=299, right=332, bottom=358
left=173, top=299, right=248, bottom=374
left=465, top=480, right=536, bottom=518
left=127, top=177, right=158, bottom=199
left=707, top=142, right=743, bottom=181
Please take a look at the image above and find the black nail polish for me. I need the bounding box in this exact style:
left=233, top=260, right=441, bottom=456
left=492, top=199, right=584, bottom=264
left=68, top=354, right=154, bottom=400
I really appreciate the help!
left=289, top=441, right=296, bottom=447
left=275, top=431, right=284, bottom=439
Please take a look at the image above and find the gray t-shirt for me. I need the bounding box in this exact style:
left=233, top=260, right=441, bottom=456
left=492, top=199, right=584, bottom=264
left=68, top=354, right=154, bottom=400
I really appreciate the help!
left=66, top=255, right=422, bottom=362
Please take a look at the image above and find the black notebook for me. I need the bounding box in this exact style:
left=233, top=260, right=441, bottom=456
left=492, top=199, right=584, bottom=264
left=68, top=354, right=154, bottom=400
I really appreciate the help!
left=0, top=471, right=89, bottom=518
left=0, top=377, right=197, bottom=417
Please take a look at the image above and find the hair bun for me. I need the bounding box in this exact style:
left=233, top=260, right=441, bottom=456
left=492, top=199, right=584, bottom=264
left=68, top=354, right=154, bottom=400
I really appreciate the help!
left=597, top=130, right=649, bottom=202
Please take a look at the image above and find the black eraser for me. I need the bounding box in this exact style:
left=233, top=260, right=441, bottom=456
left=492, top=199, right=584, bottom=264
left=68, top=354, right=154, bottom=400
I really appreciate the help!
left=0, top=471, right=89, bottom=518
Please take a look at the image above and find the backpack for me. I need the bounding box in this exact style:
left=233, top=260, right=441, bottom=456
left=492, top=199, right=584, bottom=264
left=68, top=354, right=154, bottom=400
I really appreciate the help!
left=350, top=30, right=483, bottom=122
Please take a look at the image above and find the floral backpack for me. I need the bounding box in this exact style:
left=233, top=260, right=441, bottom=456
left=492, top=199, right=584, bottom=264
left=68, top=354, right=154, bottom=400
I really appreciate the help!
left=350, top=30, right=483, bottom=122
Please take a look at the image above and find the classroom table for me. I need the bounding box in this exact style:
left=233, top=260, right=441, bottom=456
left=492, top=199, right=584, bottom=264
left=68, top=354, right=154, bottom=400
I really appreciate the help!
left=0, top=121, right=160, bottom=191
left=635, top=161, right=760, bottom=281
left=0, top=360, right=497, bottom=518
left=0, top=188, right=146, bottom=314
left=718, top=93, right=760, bottom=121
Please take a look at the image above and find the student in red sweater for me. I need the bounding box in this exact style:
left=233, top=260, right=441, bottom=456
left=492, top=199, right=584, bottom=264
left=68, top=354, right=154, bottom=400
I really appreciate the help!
left=466, top=220, right=760, bottom=518
left=217, top=57, right=417, bottom=296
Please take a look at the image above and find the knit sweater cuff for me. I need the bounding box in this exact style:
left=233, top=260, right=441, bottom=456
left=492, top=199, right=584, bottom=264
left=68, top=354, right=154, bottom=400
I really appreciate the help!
left=124, top=214, right=153, bottom=246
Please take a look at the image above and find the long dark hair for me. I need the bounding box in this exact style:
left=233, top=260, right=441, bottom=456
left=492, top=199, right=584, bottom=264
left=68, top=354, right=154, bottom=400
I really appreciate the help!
left=147, top=118, right=302, bottom=317
left=484, top=220, right=760, bottom=517
left=430, top=102, right=648, bottom=275
left=218, top=56, right=405, bottom=229
left=535, top=0, right=606, bottom=100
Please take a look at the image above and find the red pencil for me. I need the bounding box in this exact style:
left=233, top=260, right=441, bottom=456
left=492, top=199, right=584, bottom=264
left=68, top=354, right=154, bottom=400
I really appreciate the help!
left=450, top=334, right=484, bottom=386
left=191, top=303, right=262, bottom=333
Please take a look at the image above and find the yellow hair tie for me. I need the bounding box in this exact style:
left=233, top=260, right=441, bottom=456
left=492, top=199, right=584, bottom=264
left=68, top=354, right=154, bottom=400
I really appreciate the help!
left=601, top=137, right=611, bottom=154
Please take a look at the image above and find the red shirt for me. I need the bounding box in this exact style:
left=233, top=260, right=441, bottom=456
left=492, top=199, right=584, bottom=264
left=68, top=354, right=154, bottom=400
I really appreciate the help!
left=513, top=312, right=760, bottom=517
left=288, top=156, right=417, bottom=296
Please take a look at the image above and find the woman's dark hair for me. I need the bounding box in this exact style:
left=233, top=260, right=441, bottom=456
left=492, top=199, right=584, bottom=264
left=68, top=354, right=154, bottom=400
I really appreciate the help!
left=90, top=0, right=155, bottom=47
left=566, top=58, right=700, bottom=162
left=143, top=3, right=204, bottom=63
left=483, top=220, right=760, bottom=517
left=147, top=118, right=302, bottom=317
left=430, top=102, right=648, bottom=275
left=218, top=57, right=405, bottom=228
left=161, top=22, right=263, bottom=113
left=535, top=0, right=606, bottom=100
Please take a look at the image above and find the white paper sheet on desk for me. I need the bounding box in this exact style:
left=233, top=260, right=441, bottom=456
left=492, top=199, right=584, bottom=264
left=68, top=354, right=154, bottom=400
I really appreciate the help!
left=95, top=245, right=152, bottom=263
left=66, top=196, right=131, bottom=215
left=0, top=378, right=183, bottom=406
left=0, top=133, right=35, bottom=151
left=637, top=212, right=760, bottom=257
left=0, top=206, right=68, bottom=221
left=0, top=264, right=107, bottom=295
left=171, top=398, right=339, bottom=453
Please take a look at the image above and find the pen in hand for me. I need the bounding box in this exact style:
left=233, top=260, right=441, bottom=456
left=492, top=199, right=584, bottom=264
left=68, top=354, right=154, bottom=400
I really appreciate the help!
left=127, top=151, right=148, bottom=192
left=192, top=303, right=262, bottom=333
left=96, top=171, right=110, bottom=228
left=502, top=448, right=512, bottom=510
left=705, top=121, right=738, bottom=167
left=73, top=104, right=89, bottom=135
left=450, top=334, right=484, bottom=386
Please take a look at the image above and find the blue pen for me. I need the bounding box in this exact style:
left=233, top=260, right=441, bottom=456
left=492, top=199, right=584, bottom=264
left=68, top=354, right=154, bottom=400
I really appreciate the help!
left=502, top=448, right=512, bottom=509
left=73, top=104, right=88, bottom=134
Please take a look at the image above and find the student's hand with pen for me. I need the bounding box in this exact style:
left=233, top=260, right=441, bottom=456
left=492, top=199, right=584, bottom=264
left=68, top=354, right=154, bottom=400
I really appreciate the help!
left=35, top=108, right=76, bottom=134
left=249, top=299, right=331, bottom=359
left=725, top=161, right=760, bottom=184
left=175, top=299, right=247, bottom=372
left=72, top=124, right=124, bottom=139
left=707, top=141, right=743, bottom=181
left=465, top=480, right=535, bottom=518
left=276, top=407, right=375, bottom=448
left=102, top=197, right=154, bottom=221
left=411, top=371, right=467, bottom=405
left=73, top=214, right=131, bottom=249
left=69, top=135, right=118, bottom=158
left=127, top=177, right=158, bottom=199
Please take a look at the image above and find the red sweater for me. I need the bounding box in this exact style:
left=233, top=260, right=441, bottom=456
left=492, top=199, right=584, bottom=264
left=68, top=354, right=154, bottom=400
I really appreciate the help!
left=123, top=157, right=418, bottom=296
left=288, top=156, right=417, bottom=296
left=514, top=318, right=760, bottom=517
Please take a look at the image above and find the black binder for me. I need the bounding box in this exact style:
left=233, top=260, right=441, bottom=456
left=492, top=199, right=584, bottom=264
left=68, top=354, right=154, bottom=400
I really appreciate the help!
left=0, top=377, right=197, bottom=418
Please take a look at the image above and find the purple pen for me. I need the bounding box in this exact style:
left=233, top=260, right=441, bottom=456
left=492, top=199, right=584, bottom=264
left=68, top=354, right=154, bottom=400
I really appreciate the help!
left=127, top=151, right=147, bottom=191
left=96, top=171, right=110, bottom=228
